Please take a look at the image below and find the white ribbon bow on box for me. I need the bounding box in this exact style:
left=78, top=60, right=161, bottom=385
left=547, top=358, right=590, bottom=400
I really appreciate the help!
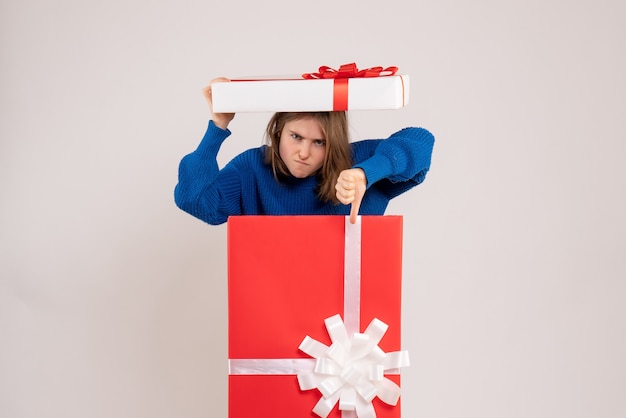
left=298, top=314, right=410, bottom=418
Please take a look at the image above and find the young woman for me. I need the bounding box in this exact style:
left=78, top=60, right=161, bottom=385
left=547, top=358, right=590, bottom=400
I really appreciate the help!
left=175, top=78, right=435, bottom=225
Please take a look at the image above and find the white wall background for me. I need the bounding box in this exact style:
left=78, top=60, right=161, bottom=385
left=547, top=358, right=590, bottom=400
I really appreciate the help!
left=1, top=0, right=625, bottom=417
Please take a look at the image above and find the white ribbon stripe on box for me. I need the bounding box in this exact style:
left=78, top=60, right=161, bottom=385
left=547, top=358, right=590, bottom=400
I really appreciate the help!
left=228, top=216, right=410, bottom=418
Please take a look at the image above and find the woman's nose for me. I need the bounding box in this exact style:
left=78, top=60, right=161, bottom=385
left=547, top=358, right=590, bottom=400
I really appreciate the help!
left=298, top=142, right=310, bottom=159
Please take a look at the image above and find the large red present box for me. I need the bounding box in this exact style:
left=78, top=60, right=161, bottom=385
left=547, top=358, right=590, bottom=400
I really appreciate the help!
left=227, top=216, right=409, bottom=418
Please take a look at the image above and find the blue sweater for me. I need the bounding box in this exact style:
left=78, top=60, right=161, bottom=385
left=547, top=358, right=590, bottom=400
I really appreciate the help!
left=175, top=120, right=434, bottom=225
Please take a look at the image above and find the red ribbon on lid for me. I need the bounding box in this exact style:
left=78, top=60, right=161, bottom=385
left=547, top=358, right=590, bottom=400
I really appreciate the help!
left=301, top=62, right=399, bottom=79
left=302, top=63, right=399, bottom=111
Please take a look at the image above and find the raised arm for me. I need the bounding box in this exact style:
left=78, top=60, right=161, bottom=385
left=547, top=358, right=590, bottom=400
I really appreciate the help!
left=354, top=126, right=434, bottom=188
left=336, top=126, right=435, bottom=223
left=174, top=79, right=242, bottom=225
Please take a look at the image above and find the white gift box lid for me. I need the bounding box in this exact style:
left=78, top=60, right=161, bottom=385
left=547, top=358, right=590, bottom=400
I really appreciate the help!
left=211, top=74, right=410, bottom=113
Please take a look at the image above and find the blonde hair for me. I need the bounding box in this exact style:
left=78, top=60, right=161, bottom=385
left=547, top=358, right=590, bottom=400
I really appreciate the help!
left=264, top=112, right=353, bottom=204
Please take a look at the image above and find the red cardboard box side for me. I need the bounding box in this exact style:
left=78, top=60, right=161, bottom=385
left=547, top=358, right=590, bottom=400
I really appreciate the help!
left=228, top=216, right=346, bottom=359
left=228, top=375, right=401, bottom=418
left=360, top=216, right=403, bottom=352
left=227, top=216, right=403, bottom=418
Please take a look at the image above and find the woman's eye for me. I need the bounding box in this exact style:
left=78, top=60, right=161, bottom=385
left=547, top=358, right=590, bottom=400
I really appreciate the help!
left=314, top=140, right=326, bottom=147
left=291, top=133, right=302, bottom=140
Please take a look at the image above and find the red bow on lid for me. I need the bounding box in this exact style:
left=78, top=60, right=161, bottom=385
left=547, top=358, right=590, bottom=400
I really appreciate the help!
left=302, top=62, right=398, bottom=79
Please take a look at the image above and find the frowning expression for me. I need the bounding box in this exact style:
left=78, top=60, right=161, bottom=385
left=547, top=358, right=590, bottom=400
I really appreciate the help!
left=278, top=117, right=326, bottom=178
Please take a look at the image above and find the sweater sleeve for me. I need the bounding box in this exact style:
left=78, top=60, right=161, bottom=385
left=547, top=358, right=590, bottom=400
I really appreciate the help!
left=174, top=120, right=242, bottom=225
left=352, top=127, right=435, bottom=198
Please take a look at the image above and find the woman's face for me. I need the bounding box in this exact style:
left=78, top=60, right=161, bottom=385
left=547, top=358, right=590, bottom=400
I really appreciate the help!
left=278, top=117, right=326, bottom=178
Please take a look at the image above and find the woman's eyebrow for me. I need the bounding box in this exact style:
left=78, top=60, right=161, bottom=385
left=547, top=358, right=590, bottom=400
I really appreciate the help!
left=288, top=129, right=324, bottom=141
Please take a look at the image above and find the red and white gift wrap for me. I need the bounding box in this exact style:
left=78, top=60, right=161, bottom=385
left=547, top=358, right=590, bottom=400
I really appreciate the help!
left=212, top=63, right=409, bottom=112
left=227, top=215, right=409, bottom=418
